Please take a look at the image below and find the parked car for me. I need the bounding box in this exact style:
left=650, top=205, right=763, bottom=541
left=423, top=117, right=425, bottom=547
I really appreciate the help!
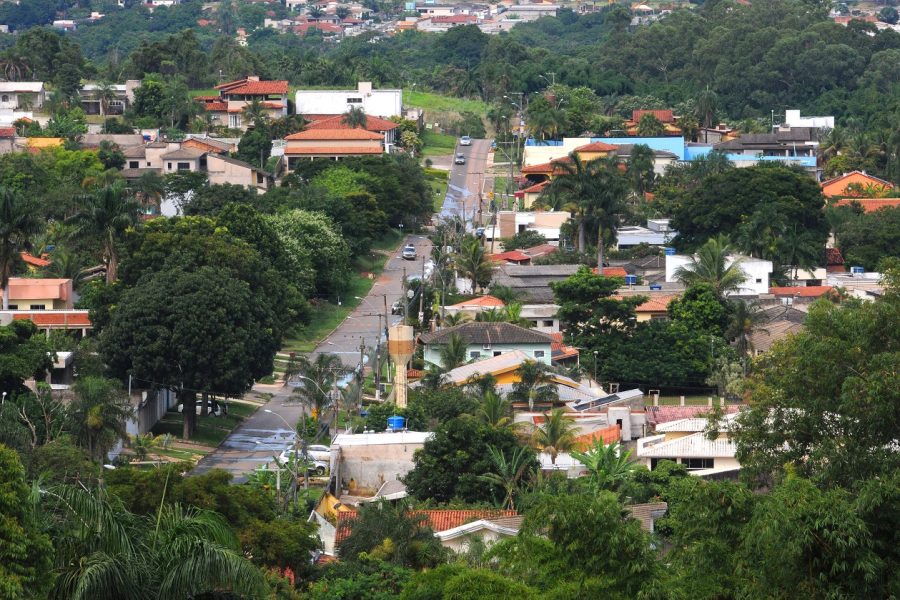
left=475, top=227, right=485, bottom=238
left=402, top=244, right=417, bottom=260
left=177, top=400, right=222, bottom=417
left=277, top=450, right=329, bottom=475
left=391, top=300, right=403, bottom=315
left=459, top=135, right=472, bottom=146
left=454, top=153, right=466, bottom=165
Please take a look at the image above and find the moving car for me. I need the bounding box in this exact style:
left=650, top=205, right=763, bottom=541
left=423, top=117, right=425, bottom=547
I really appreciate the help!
left=177, top=400, right=222, bottom=417
left=459, top=135, right=472, bottom=146
left=402, top=244, right=417, bottom=260
left=454, top=153, right=466, bottom=165
left=391, top=300, right=403, bottom=315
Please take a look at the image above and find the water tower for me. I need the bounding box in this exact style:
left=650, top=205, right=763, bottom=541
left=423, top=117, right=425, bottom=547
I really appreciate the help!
left=387, top=324, right=415, bottom=408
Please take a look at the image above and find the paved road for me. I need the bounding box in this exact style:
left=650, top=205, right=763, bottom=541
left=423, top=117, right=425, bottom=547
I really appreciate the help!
left=192, top=140, right=491, bottom=481
left=442, top=138, right=493, bottom=229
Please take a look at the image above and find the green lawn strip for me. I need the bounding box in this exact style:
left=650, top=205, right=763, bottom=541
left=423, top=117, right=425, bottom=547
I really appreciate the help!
left=406, top=90, right=488, bottom=115
left=655, top=395, right=717, bottom=406
left=151, top=401, right=260, bottom=447
left=421, top=130, right=457, bottom=157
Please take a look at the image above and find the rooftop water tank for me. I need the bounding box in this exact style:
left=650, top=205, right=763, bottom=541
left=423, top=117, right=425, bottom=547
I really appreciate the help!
left=387, top=415, right=406, bottom=431
left=664, top=247, right=676, bottom=256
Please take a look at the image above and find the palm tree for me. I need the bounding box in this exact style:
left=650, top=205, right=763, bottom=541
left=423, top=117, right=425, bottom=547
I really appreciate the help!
left=674, top=235, right=747, bottom=297
left=777, top=225, right=821, bottom=281
left=571, top=440, right=637, bottom=494
left=67, top=376, right=134, bottom=463
left=626, top=144, right=656, bottom=196
left=342, top=106, right=368, bottom=129
left=68, top=181, right=140, bottom=283
left=636, top=114, right=665, bottom=137
left=242, top=97, right=268, bottom=129
left=510, top=360, right=559, bottom=411
left=294, top=353, right=348, bottom=421
left=44, top=485, right=266, bottom=599
left=132, top=171, right=166, bottom=214
left=441, top=312, right=470, bottom=327
left=696, top=86, right=718, bottom=129
left=93, top=81, right=118, bottom=117
left=335, top=5, right=350, bottom=19
left=489, top=284, right=525, bottom=305
left=726, top=300, right=768, bottom=370
left=502, top=302, right=533, bottom=328
left=532, top=408, right=578, bottom=465
left=478, top=445, right=536, bottom=510
left=478, top=390, right=514, bottom=430
left=458, top=238, right=493, bottom=293
left=0, top=187, right=43, bottom=310
left=475, top=307, right=506, bottom=322
left=439, top=332, right=468, bottom=371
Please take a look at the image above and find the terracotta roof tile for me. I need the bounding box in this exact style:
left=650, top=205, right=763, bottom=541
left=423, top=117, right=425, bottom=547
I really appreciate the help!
left=20, top=252, right=50, bottom=267
left=825, top=247, right=844, bottom=266
left=335, top=509, right=517, bottom=546
left=574, top=425, right=621, bottom=451
left=833, top=198, right=900, bottom=213
left=769, top=286, right=835, bottom=298
left=283, top=145, right=383, bottom=156
left=285, top=128, right=383, bottom=141
left=591, top=267, right=628, bottom=277
left=0, top=127, right=16, bottom=137
left=645, top=405, right=740, bottom=426
left=489, top=250, right=531, bottom=263
left=574, top=141, right=619, bottom=152
left=11, top=311, right=91, bottom=327
left=632, top=109, right=674, bottom=124
left=306, top=114, right=398, bottom=132
left=221, top=81, right=289, bottom=95
left=447, top=295, right=505, bottom=309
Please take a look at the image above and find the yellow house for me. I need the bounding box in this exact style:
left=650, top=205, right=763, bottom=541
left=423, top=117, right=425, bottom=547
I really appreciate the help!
left=2, top=278, right=73, bottom=310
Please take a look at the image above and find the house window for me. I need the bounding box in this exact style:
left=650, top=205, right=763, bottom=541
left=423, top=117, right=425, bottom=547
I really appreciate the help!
left=493, top=351, right=502, bottom=357
left=682, top=458, right=714, bottom=470
left=229, top=114, right=242, bottom=128
left=469, top=351, right=480, bottom=359
left=1, top=95, right=8, bottom=103
left=7, top=304, right=17, bottom=310
left=755, top=278, right=762, bottom=284
left=129, top=161, right=139, bottom=169
left=30, top=304, right=46, bottom=310
left=650, top=314, right=669, bottom=321
left=346, top=97, right=362, bottom=103
left=542, top=320, right=554, bottom=327
left=531, top=320, right=539, bottom=327
left=167, top=162, right=173, bottom=170
left=177, top=162, right=190, bottom=171
left=534, top=350, right=545, bottom=358
left=146, top=162, right=151, bottom=167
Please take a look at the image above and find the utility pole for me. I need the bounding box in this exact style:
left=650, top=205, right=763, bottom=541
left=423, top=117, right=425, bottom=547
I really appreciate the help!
left=356, top=338, right=365, bottom=427
left=374, top=314, right=381, bottom=403
left=418, top=254, right=425, bottom=324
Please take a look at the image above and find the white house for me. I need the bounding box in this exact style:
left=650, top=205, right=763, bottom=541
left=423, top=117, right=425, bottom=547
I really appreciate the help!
left=0, top=82, right=45, bottom=111
left=294, top=82, right=402, bottom=119
left=616, top=219, right=677, bottom=249
left=784, top=109, right=834, bottom=130
left=636, top=413, right=741, bottom=476
left=665, top=252, right=772, bottom=296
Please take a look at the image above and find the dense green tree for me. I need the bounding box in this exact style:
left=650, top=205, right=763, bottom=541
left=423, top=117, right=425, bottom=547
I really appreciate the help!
left=68, top=181, right=141, bottom=283
left=0, top=188, right=42, bottom=310
left=673, top=235, right=747, bottom=297
left=0, top=444, right=53, bottom=600
left=500, top=230, right=546, bottom=250
left=835, top=206, right=900, bottom=270
left=667, top=282, right=732, bottom=336
left=404, top=415, right=535, bottom=504
left=733, top=276, right=900, bottom=487
left=101, top=266, right=278, bottom=439
left=338, top=500, right=445, bottom=569
left=66, top=377, right=133, bottom=463
left=239, top=517, right=319, bottom=580
left=0, top=320, right=52, bottom=397
left=181, top=184, right=255, bottom=217
left=571, top=441, right=638, bottom=495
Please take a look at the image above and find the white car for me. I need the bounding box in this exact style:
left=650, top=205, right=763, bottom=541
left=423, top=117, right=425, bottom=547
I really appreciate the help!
left=278, top=444, right=331, bottom=464
left=459, top=136, right=472, bottom=146
left=402, top=244, right=417, bottom=260
left=274, top=451, right=328, bottom=476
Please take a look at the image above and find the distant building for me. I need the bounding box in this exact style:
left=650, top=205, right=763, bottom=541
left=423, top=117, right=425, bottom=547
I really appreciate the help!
left=1, top=278, right=74, bottom=310
left=783, top=109, right=834, bottom=130
left=194, top=76, right=289, bottom=131
left=418, top=322, right=555, bottom=368
left=636, top=413, right=741, bottom=477
left=665, top=253, right=773, bottom=296
left=79, top=81, right=141, bottom=116
left=615, top=219, right=677, bottom=249
left=295, top=82, right=402, bottom=119
left=821, top=170, right=894, bottom=198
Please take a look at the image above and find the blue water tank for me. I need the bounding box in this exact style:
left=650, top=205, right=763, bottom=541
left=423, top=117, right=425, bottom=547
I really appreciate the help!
left=850, top=266, right=864, bottom=274
left=624, top=274, right=638, bottom=285
left=387, top=415, right=406, bottom=431
left=649, top=283, right=662, bottom=291
left=664, top=247, right=676, bottom=256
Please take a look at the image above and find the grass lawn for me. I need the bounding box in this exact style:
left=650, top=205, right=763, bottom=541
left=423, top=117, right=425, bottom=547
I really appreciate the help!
left=406, top=90, right=489, bottom=115
left=151, top=401, right=259, bottom=448
left=655, top=395, right=717, bottom=406
left=280, top=230, right=404, bottom=354
left=421, top=130, right=457, bottom=157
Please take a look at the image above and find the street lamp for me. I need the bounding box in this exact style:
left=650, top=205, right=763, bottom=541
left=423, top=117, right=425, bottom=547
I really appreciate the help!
left=263, top=408, right=305, bottom=494
left=593, top=350, right=599, bottom=386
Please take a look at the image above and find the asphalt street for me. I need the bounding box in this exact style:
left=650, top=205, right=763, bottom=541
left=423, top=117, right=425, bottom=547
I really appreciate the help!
left=191, top=139, right=492, bottom=481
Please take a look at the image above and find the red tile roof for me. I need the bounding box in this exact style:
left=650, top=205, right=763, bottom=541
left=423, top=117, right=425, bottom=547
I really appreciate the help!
left=523, top=243, right=558, bottom=258
left=0, top=127, right=16, bottom=138
left=448, top=295, right=505, bottom=308
left=769, top=286, right=835, bottom=298
left=645, top=405, right=741, bottom=425
left=221, top=81, right=289, bottom=95
left=284, top=146, right=383, bottom=156
left=834, top=198, right=900, bottom=213
left=521, top=157, right=572, bottom=175
left=285, top=128, right=384, bottom=141
left=20, top=252, right=50, bottom=267
left=825, top=247, right=844, bottom=266
left=294, top=22, right=343, bottom=34
left=306, top=114, right=398, bottom=132
left=821, top=171, right=894, bottom=196
left=12, top=312, right=91, bottom=328
left=574, top=425, right=621, bottom=451
left=635, top=295, right=676, bottom=313
left=432, top=14, right=478, bottom=23
left=201, top=102, right=227, bottom=112
left=489, top=250, right=531, bottom=263
left=591, top=267, right=628, bottom=277
left=519, top=180, right=549, bottom=194
left=632, top=110, right=675, bottom=124
left=574, top=141, right=619, bottom=153
left=335, top=509, right=517, bottom=545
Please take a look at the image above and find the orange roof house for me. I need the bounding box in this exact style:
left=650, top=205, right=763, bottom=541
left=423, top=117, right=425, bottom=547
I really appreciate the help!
left=20, top=252, right=51, bottom=269
left=283, top=127, right=385, bottom=165
left=833, top=198, right=900, bottom=213
left=447, top=295, right=505, bottom=309
left=1, top=278, right=73, bottom=310
left=489, top=250, right=532, bottom=265
left=769, top=286, right=835, bottom=299
left=195, top=76, right=289, bottom=130
left=821, top=171, right=894, bottom=198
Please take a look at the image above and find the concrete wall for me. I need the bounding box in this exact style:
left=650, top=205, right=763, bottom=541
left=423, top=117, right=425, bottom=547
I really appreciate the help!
left=334, top=440, right=425, bottom=495
left=127, top=387, right=176, bottom=436
left=206, top=155, right=268, bottom=193
left=666, top=254, right=772, bottom=296
left=295, top=88, right=402, bottom=118
left=442, top=529, right=511, bottom=554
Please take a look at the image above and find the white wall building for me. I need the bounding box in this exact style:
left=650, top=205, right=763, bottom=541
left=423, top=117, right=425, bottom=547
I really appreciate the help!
left=616, top=219, right=677, bottom=249
left=636, top=414, right=741, bottom=476
left=784, top=109, right=834, bottom=130
left=666, top=253, right=772, bottom=296
left=295, top=82, right=402, bottom=118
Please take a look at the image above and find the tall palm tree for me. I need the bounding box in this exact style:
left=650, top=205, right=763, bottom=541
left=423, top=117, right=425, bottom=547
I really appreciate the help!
left=489, top=284, right=525, bottom=305
left=510, top=360, right=559, bottom=411
left=532, top=408, right=578, bottom=465
left=441, top=312, right=470, bottom=327
left=294, top=353, right=348, bottom=421
left=478, top=445, right=536, bottom=510
left=93, top=81, right=118, bottom=117
left=44, top=485, right=266, bottom=600
left=475, top=308, right=506, bottom=322
left=242, top=97, right=268, bottom=129
left=726, top=300, right=768, bottom=370
left=68, top=182, right=140, bottom=284
left=502, top=302, right=533, bottom=328
left=674, top=235, right=747, bottom=297
left=0, top=187, right=43, bottom=309
left=132, top=171, right=166, bottom=214
left=777, top=225, right=821, bottom=281
left=458, top=238, right=493, bottom=293
left=67, top=376, right=134, bottom=463
left=439, top=332, right=468, bottom=371
left=342, top=106, right=368, bottom=129
left=478, top=390, right=514, bottom=430
left=626, top=144, right=656, bottom=196
left=696, top=86, right=718, bottom=129
left=571, top=440, right=637, bottom=495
